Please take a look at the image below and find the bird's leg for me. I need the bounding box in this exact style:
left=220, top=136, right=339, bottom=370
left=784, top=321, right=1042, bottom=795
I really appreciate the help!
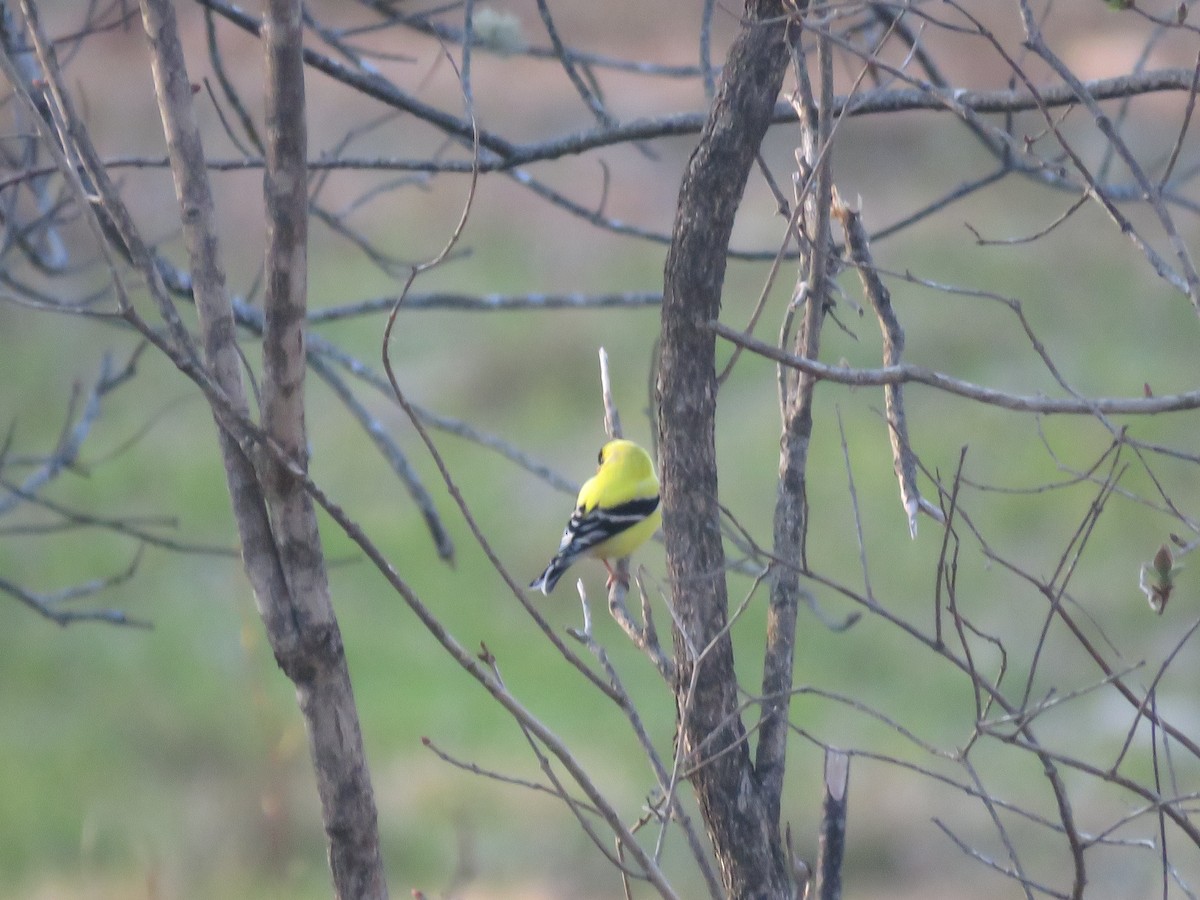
left=603, top=559, right=630, bottom=590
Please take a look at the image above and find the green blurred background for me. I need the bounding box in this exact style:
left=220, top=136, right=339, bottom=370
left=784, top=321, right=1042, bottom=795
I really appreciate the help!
left=3, top=3, right=1200, bottom=898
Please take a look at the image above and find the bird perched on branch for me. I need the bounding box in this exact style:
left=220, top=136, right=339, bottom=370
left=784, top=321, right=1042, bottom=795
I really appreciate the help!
left=530, top=438, right=661, bottom=595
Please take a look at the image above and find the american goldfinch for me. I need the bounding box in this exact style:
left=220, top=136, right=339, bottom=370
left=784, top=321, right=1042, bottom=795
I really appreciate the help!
left=530, top=438, right=661, bottom=595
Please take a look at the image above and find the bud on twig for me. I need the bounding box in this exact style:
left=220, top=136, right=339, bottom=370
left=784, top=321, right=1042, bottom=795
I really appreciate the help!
left=1139, top=543, right=1181, bottom=614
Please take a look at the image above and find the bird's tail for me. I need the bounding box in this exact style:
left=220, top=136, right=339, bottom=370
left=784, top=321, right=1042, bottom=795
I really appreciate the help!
left=530, top=555, right=572, bottom=595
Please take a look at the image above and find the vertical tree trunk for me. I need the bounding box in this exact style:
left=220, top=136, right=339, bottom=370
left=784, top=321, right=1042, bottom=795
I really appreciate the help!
left=758, top=27, right=834, bottom=829
left=139, top=1, right=387, bottom=896
left=658, top=1, right=794, bottom=896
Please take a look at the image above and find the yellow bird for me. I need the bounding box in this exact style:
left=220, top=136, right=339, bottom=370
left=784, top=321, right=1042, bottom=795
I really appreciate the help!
left=530, top=438, right=662, bottom=595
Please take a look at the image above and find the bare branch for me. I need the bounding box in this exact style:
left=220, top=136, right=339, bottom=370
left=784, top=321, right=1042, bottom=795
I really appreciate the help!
left=712, top=321, right=1200, bottom=415
left=658, top=0, right=794, bottom=894
left=0, top=554, right=151, bottom=629
left=813, top=750, right=849, bottom=900
left=832, top=191, right=943, bottom=536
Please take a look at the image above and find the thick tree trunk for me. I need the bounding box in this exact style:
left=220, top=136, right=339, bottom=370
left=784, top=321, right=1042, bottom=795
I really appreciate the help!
left=658, top=1, right=795, bottom=896
left=259, top=2, right=386, bottom=897
left=139, top=1, right=387, bottom=896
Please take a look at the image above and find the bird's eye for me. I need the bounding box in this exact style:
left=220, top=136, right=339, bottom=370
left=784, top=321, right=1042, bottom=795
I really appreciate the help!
left=597, top=447, right=605, bottom=464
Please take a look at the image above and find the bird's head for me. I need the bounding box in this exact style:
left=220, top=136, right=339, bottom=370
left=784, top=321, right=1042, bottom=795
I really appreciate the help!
left=598, top=439, right=656, bottom=479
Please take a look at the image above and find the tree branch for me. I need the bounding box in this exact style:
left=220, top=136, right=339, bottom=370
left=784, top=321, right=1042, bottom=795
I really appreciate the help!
left=756, top=22, right=832, bottom=833
left=260, top=0, right=387, bottom=895
left=139, top=0, right=387, bottom=895
left=658, top=0, right=794, bottom=895
left=710, top=321, right=1200, bottom=415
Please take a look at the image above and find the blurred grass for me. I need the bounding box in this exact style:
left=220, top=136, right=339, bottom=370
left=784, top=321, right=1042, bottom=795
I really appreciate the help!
left=5, top=203, right=1199, bottom=898
left=6, top=210, right=1196, bottom=898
